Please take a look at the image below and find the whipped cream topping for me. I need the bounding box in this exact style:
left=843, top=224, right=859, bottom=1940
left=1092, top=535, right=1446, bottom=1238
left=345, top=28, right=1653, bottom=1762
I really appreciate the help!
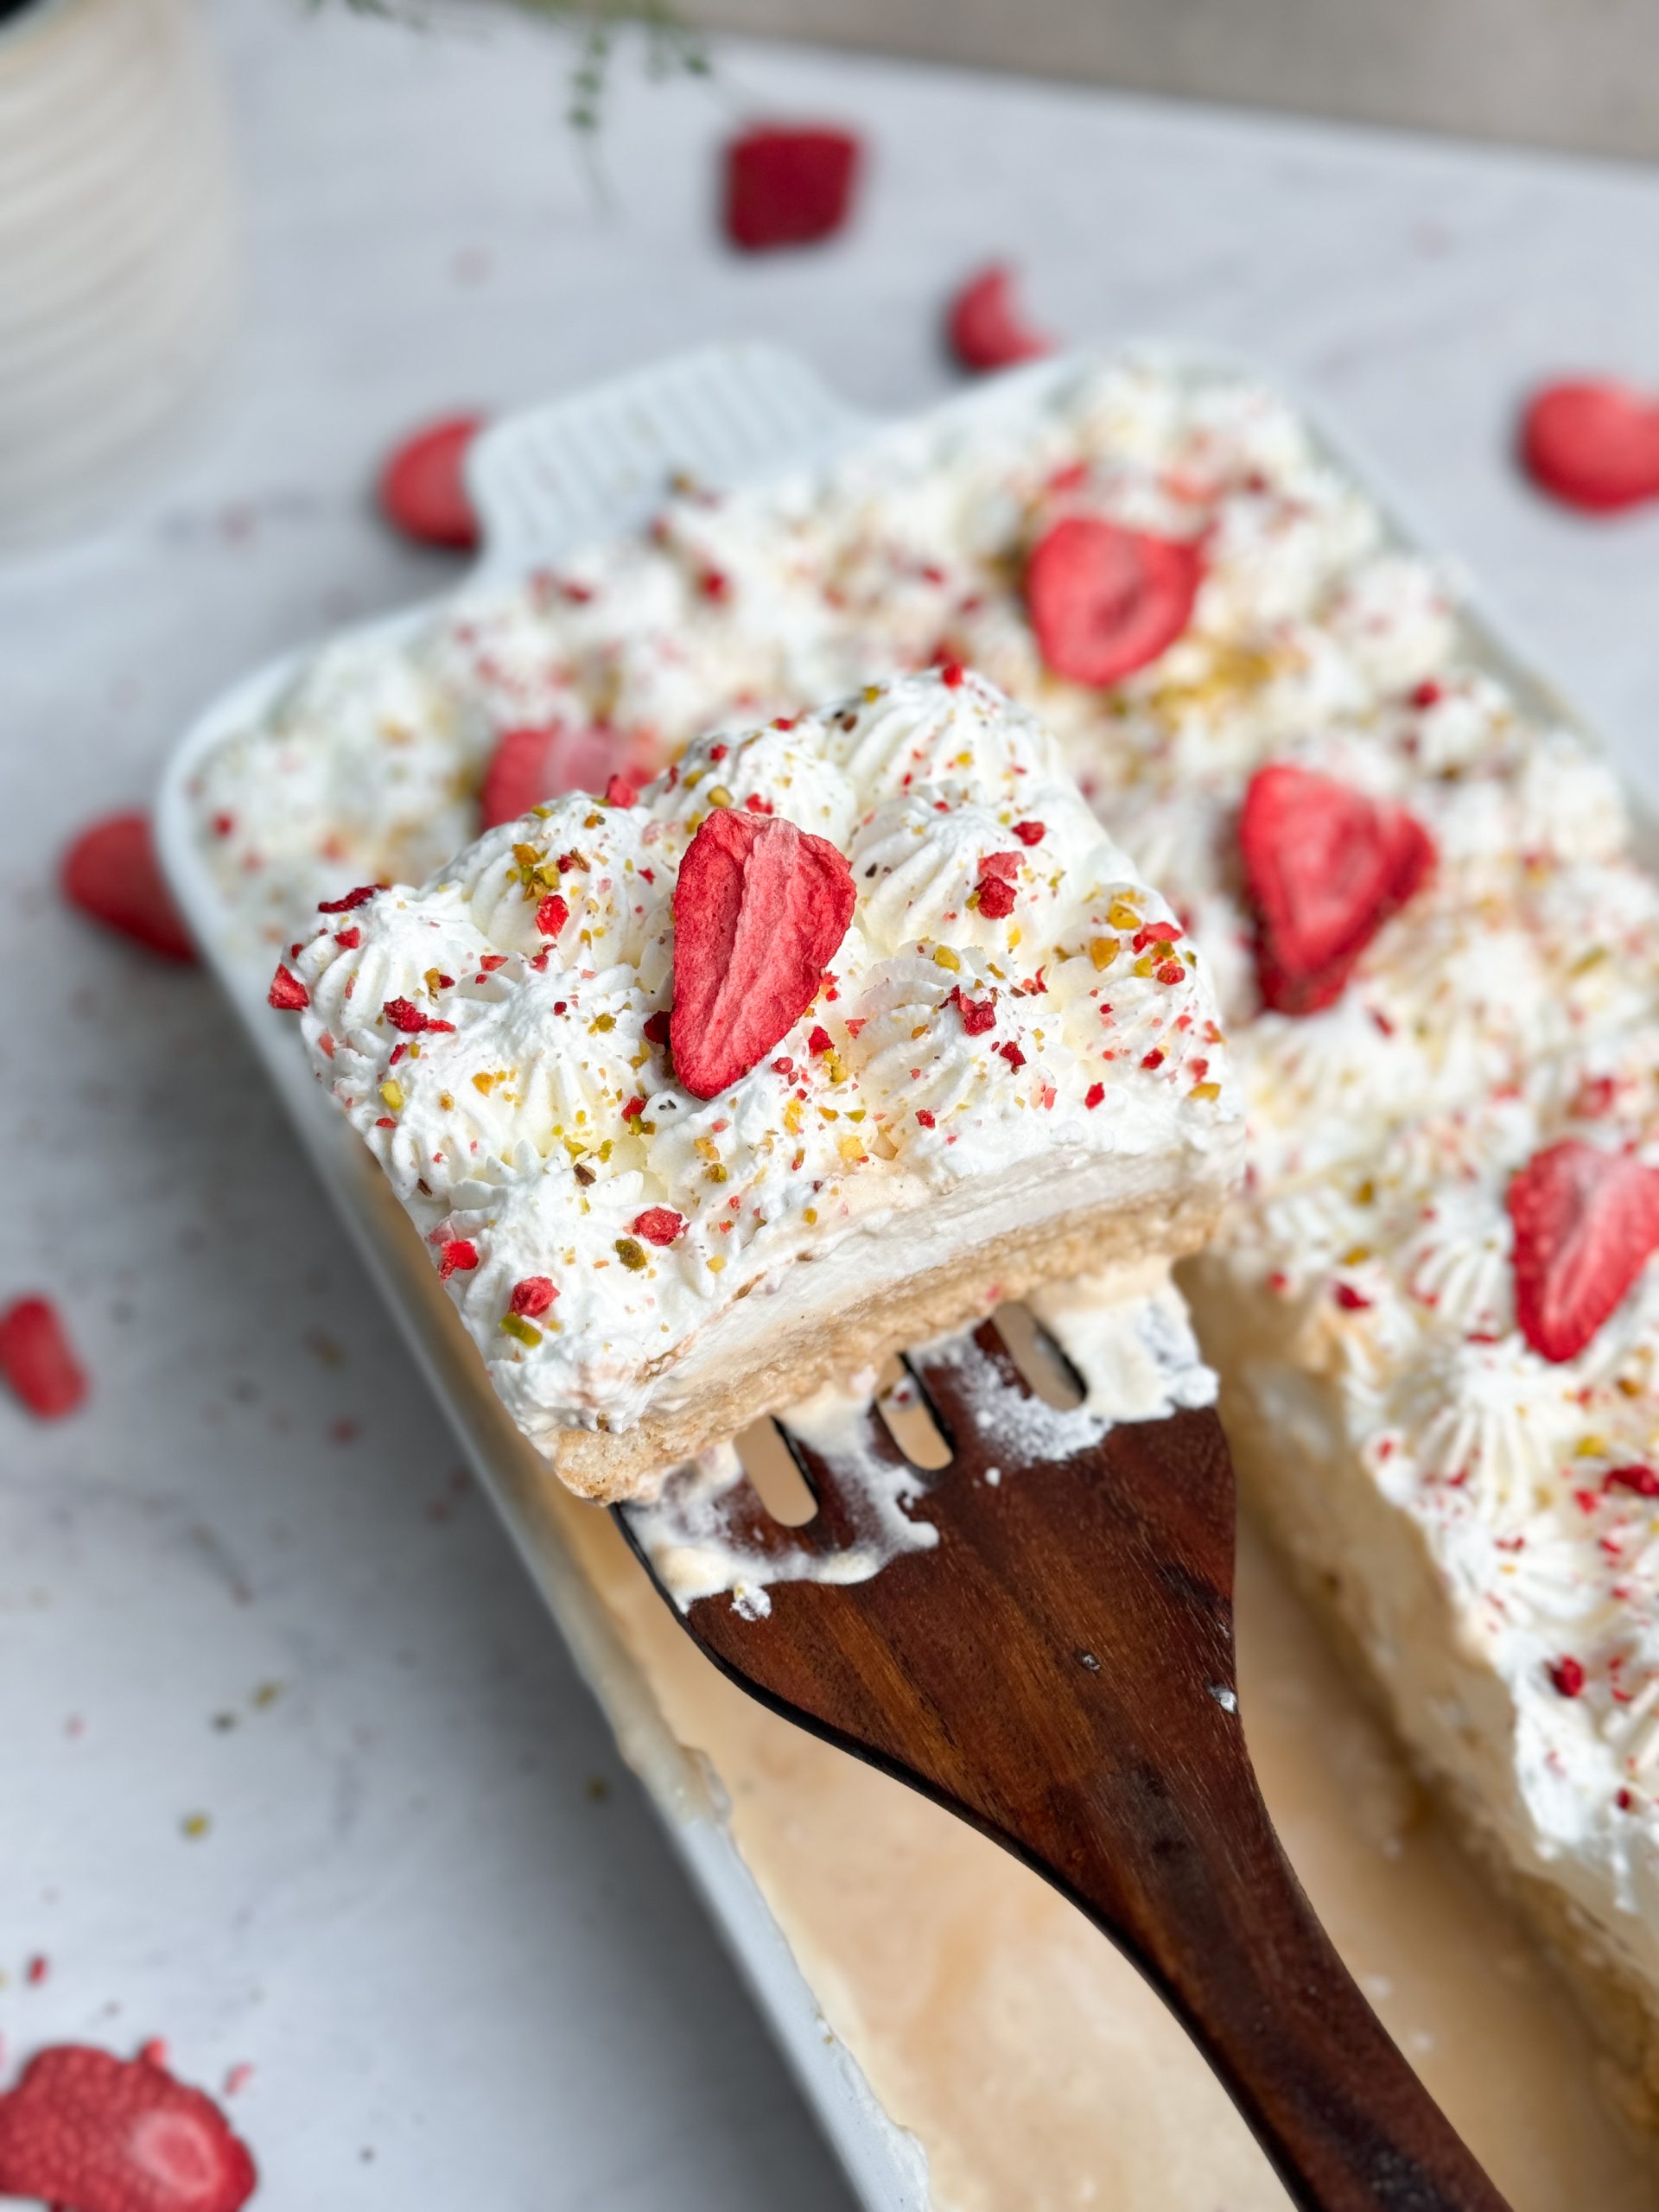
left=287, top=671, right=1239, bottom=1459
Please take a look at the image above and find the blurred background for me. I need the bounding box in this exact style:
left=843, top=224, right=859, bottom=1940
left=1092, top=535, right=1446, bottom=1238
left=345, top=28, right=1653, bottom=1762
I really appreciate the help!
left=698, top=0, right=1659, bottom=160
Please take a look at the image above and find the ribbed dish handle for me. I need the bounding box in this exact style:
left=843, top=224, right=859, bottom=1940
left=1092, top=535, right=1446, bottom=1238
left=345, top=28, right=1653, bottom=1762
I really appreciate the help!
left=466, top=343, right=872, bottom=574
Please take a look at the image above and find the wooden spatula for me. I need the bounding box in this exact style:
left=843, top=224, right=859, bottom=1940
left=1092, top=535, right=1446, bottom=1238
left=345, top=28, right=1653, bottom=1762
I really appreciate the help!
left=616, top=1315, right=1511, bottom=2212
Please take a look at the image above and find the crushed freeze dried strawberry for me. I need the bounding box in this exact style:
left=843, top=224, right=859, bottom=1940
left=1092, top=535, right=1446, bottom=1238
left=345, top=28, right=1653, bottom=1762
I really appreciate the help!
left=1027, top=518, right=1201, bottom=688
left=1519, top=380, right=1659, bottom=514
left=670, top=810, right=855, bottom=1098
left=998, top=1040, right=1026, bottom=1069
left=724, top=124, right=861, bottom=251
left=267, top=964, right=308, bottom=1011
left=0, top=2043, right=257, bottom=2212
left=383, top=998, right=429, bottom=1033
left=1549, top=1656, right=1586, bottom=1698
left=946, top=264, right=1052, bottom=373
left=1240, top=763, right=1434, bottom=1015
left=1332, top=1282, right=1372, bottom=1312
left=807, top=1027, right=832, bottom=1055
left=621, top=1096, right=645, bottom=1119
left=938, top=660, right=964, bottom=688
left=605, top=773, right=639, bottom=808
left=334, top=927, right=360, bottom=950
left=480, top=724, right=626, bottom=830
left=633, top=1208, right=685, bottom=1247
left=1084, top=1083, right=1104, bottom=1109
left=380, top=414, right=483, bottom=550
left=952, top=991, right=995, bottom=1036
left=534, top=893, right=570, bottom=936
left=1141, top=1048, right=1165, bottom=1070
left=1, top=1298, right=88, bottom=1419
left=1507, top=1140, right=1659, bottom=1363
left=1605, top=1465, right=1659, bottom=1497
left=1131, top=920, right=1183, bottom=951
left=982, top=867, right=1021, bottom=919
left=437, top=1240, right=478, bottom=1281
left=60, top=814, right=195, bottom=963
left=915, top=1109, right=936, bottom=1128
left=509, top=1277, right=558, bottom=1318
left=1011, top=821, right=1046, bottom=847
left=317, top=885, right=376, bottom=913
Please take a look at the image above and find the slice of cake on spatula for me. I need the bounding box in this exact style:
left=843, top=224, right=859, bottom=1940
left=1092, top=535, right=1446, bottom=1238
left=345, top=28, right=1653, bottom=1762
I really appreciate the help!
left=269, top=668, right=1243, bottom=1501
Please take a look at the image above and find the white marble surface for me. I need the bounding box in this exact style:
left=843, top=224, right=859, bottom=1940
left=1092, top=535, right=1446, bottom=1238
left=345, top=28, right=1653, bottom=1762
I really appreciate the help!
left=3, top=9, right=1659, bottom=2207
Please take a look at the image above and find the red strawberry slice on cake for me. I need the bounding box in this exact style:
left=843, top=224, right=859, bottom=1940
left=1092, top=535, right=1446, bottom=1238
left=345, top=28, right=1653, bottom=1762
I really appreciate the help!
left=1508, top=1141, right=1659, bottom=1363
left=1027, top=517, right=1202, bottom=688
left=1239, top=763, right=1435, bottom=1015
left=671, top=809, right=855, bottom=1099
left=479, top=723, right=644, bottom=830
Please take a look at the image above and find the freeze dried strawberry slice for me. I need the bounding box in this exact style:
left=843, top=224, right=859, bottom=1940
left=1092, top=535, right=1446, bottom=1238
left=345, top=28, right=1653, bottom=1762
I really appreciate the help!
left=946, top=264, right=1052, bottom=372
left=1027, top=518, right=1201, bottom=688
left=671, top=811, right=855, bottom=1099
left=1240, top=763, right=1434, bottom=1014
left=1508, top=1141, right=1659, bottom=1363
left=61, top=814, right=194, bottom=963
left=379, top=414, right=483, bottom=550
left=0, top=1297, right=87, bottom=1419
left=1520, top=380, right=1659, bottom=514
left=0, top=2043, right=256, bottom=2212
left=724, top=124, right=861, bottom=251
left=480, top=724, right=632, bottom=830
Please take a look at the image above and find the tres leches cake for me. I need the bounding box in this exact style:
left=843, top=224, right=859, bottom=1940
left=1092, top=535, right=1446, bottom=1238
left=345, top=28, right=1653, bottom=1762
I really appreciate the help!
left=202, top=353, right=1659, bottom=2133
left=265, top=669, right=1243, bottom=1500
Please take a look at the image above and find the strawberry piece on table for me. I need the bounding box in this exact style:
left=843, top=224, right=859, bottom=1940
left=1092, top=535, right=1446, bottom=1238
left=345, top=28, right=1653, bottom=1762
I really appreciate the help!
left=671, top=809, right=855, bottom=1098
left=724, top=124, right=861, bottom=251
left=1520, top=380, right=1659, bottom=514
left=1240, top=763, right=1434, bottom=1016
left=379, top=414, right=484, bottom=550
left=947, top=264, right=1052, bottom=372
left=1027, top=517, right=1201, bottom=688
left=0, top=2043, right=256, bottom=2212
left=1509, top=1141, right=1659, bottom=1363
left=0, top=1297, right=87, bottom=1420
left=60, top=813, right=194, bottom=963
left=479, top=723, right=632, bottom=830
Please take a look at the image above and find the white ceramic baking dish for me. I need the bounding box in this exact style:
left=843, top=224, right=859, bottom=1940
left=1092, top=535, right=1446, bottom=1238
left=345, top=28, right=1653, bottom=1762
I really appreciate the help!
left=154, top=341, right=1606, bottom=2211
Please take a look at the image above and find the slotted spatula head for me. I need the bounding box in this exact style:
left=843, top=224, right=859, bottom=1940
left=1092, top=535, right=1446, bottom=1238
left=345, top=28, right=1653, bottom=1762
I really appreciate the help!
left=618, top=1317, right=1510, bottom=2212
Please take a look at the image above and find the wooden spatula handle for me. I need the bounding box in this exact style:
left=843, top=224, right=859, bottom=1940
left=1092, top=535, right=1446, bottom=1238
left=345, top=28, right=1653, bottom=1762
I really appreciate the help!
left=1050, top=1758, right=1509, bottom=2211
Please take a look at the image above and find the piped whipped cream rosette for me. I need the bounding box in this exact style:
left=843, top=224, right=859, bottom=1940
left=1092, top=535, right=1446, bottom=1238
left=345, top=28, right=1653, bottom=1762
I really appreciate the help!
left=270, top=671, right=1243, bottom=1501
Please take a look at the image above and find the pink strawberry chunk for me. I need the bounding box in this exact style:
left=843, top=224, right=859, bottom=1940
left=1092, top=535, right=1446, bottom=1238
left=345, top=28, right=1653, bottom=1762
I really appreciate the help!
left=379, top=415, right=484, bottom=550
left=60, top=814, right=194, bottom=964
left=1520, top=380, right=1659, bottom=514
left=0, top=1297, right=88, bottom=1419
left=0, top=2043, right=256, bottom=2212
left=723, top=124, right=861, bottom=251
left=947, top=264, right=1052, bottom=372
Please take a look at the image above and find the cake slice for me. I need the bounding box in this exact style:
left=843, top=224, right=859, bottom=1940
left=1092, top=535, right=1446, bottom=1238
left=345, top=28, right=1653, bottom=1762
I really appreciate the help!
left=269, top=668, right=1243, bottom=1500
